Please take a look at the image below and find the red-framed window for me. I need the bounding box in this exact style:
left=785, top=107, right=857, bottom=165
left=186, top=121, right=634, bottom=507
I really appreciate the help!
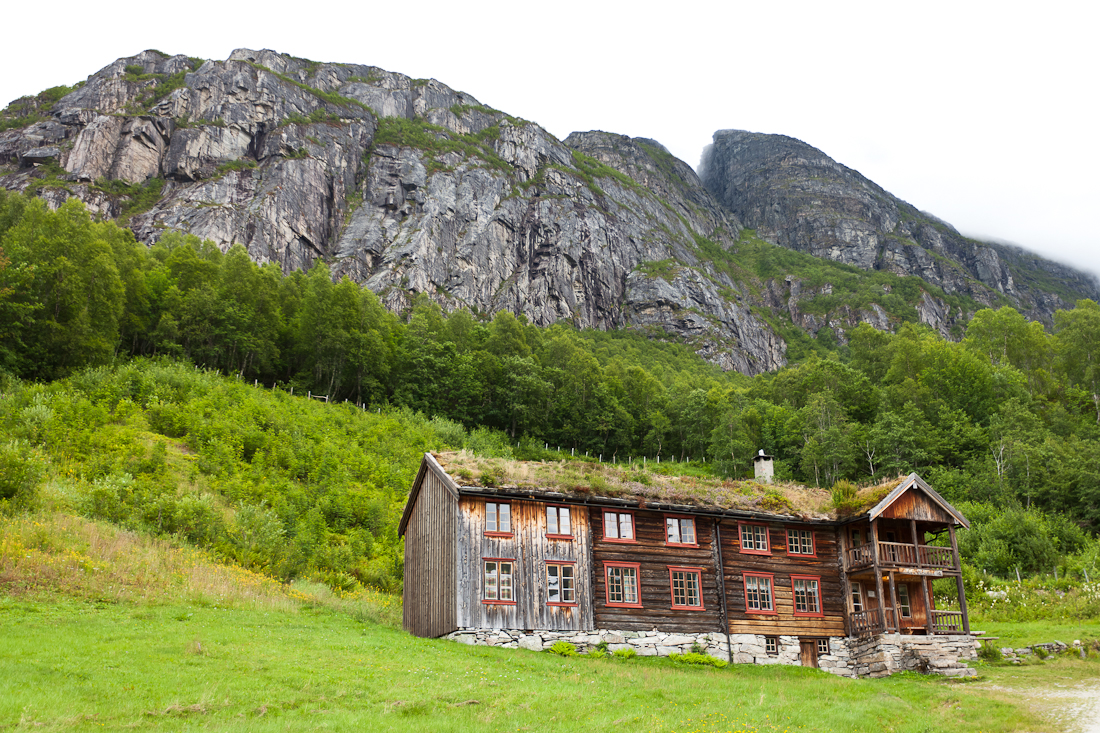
left=743, top=572, right=775, bottom=614
left=668, top=566, right=704, bottom=610
left=786, top=528, right=816, bottom=557
left=739, top=522, right=771, bottom=555
left=482, top=558, right=516, bottom=604
left=792, top=575, right=823, bottom=617
left=605, top=562, right=642, bottom=608
left=546, top=561, right=576, bottom=606
left=664, top=515, right=697, bottom=546
left=602, top=510, right=636, bottom=543
left=546, top=505, right=573, bottom=539
left=485, top=501, right=512, bottom=537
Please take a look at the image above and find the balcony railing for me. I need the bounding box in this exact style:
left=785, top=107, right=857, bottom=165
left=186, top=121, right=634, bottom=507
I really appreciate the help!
left=931, top=610, right=965, bottom=634
left=850, top=608, right=884, bottom=638
left=845, top=542, right=956, bottom=571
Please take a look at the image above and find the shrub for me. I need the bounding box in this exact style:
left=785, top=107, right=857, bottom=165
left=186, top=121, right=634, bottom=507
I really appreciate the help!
left=977, top=640, right=1002, bottom=662
left=669, top=652, right=727, bottom=669
left=547, top=641, right=578, bottom=657
left=612, top=647, right=636, bottom=660
left=831, top=479, right=859, bottom=514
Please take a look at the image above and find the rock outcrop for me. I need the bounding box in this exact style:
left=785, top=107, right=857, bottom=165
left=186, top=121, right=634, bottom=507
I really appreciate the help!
left=2, top=50, right=1095, bottom=373
left=700, top=130, right=1099, bottom=324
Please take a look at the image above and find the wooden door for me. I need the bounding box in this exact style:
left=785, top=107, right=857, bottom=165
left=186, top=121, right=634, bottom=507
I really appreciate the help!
left=799, top=640, right=818, bottom=668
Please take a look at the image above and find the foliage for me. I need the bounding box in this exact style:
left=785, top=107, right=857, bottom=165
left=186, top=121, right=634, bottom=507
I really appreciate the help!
left=547, top=640, right=578, bottom=657
left=612, top=647, right=637, bottom=659
left=373, top=116, right=510, bottom=174
left=668, top=651, right=728, bottom=668
left=978, top=640, right=1003, bottom=661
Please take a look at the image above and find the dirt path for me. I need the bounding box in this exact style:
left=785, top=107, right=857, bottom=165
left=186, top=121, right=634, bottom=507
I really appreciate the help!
left=981, top=680, right=1100, bottom=732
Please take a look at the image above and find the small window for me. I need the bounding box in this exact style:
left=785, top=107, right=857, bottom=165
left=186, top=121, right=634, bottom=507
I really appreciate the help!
left=546, top=506, right=572, bottom=538
left=669, top=567, right=703, bottom=609
left=665, top=516, right=697, bottom=546
left=817, top=638, right=829, bottom=655
left=485, top=502, right=511, bottom=535
left=743, top=573, right=775, bottom=613
left=739, top=523, right=770, bottom=555
left=897, top=584, right=912, bottom=618
left=483, top=559, right=514, bottom=603
left=765, top=636, right=778, bottom=655
left=603, top=511, right=635, bottom=542
left=850, top=528, right=862, bottom=547
left=850, top=581, right=864, bottom=613
left=792, top=576, right=822, bottom=616
left=786, top=528, right=815, bottom=556
left=547, top=562, right=576, bottom=605
left=605, top=563, right=641, bottom=607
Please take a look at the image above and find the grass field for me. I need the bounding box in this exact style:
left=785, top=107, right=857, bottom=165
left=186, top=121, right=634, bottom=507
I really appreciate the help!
left=2, top=511, right=1098, bottom=732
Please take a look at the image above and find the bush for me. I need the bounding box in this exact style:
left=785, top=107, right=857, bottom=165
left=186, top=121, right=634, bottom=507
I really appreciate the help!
left=612, top=647, right=637, bottom=660
left=977, top=640, right=1002, bottom=662
left=0, top=441, right=43, bottom=510
left=669, top=652, right=727, bottom=669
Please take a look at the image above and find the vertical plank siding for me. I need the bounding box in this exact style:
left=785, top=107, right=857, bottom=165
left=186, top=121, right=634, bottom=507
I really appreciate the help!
left=402, top=470, right=458, bottom=638
left=591, top=507, right=723, bottom=632
left=722, top=522, right=847, bottom=636
left=457, top=497, right=593, bottom=631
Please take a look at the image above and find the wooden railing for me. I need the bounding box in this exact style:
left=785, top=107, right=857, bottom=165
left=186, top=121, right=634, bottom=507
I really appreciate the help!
left=845, top=542, right=956, bottom=570
left=931, top=610, right=965, bottom=634
left=850, top=608, right=885, bottom=638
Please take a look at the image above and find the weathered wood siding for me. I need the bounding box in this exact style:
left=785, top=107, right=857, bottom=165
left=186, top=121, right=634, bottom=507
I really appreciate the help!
left=880, top=490, right=954, bottom=524
left=402, top=470, right=458, bottom=638
left=591, top=507, right=723, bottom=632
left=456, top=498, right=593, bottom=631
left=722, top=522, right=846, bottom=636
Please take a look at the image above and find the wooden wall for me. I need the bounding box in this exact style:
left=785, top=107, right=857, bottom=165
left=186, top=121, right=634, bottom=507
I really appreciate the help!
left=456, top=498, right=593, bottom=631
left=880, top=490, right=953, bottom=524
left=402, top=469, right=458, bottom=638
left=590, top=507, right=724, bottom=633
left=722, top=521, right=846, bottom=636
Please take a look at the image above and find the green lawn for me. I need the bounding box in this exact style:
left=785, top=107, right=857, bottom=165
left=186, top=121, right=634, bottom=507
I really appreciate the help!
left=1, top=598, right=1079, bottom=733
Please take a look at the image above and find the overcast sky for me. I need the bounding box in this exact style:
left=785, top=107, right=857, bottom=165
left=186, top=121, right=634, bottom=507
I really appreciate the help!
left=3, top=0, right=1097, bottom=280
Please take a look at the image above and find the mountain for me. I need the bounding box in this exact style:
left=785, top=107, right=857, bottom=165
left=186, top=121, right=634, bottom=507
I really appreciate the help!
left=2, top=49, right=1096, bottom=374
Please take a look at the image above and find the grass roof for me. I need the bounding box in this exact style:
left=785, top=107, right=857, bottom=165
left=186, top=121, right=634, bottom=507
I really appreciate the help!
left=432, top=451, right=908, bottom=521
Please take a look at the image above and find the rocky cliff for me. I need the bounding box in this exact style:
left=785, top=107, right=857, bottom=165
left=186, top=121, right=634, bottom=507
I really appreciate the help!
left=2, top=50, right=1095, bottom=374
left=699, top=130, right=1099, bottom=326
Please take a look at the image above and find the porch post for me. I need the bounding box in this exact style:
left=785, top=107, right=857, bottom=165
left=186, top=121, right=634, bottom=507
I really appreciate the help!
left=838, top=527, right=852, bottom=637
left=910, top=519, right=922, bottom=568
left=871, top=519, right=887, bottom=634
left=887, top=570, right=900, bottom=633
left=948, top=524, right=970, bottom=635
left=921, top=577, right=934, bottom=635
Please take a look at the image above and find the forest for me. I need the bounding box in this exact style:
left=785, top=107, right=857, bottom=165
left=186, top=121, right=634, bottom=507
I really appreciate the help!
left=1, top=189, right=1098, bottom=594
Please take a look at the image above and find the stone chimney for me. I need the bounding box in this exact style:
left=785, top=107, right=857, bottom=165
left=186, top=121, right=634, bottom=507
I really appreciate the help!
left=753, top=449, right=774, bottom=484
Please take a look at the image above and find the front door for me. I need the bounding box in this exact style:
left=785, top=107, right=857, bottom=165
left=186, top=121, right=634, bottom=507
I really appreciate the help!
left=799, top=640, right=818, bottom=668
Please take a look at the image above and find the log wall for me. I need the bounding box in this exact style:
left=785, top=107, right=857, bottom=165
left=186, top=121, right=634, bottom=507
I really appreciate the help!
left=402, top=469, right=458, bottom=638
left=722, top=521, right=846, bottom=636
left=590, top=507, right=723, bottom=633
left=456, top=497, right=593, bottom=631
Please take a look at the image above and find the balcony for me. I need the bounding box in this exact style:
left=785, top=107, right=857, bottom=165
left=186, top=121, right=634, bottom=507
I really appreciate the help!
left=845, top=541, right=956, bottom=572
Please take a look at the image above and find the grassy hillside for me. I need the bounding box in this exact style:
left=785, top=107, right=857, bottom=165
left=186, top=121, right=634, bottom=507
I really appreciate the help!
left=2, top=510, right=1092, bottom=732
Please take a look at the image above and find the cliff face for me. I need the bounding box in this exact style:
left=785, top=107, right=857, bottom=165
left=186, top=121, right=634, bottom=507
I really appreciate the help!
left=2, top=51, right=1095, bottom=374
left=0, top=49, right=785, bottom=374
left=700, top=130, right=1099, bottom=324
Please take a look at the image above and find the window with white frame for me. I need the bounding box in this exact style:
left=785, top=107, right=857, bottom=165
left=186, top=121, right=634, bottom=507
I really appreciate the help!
left=787, top=528, right=815, bottom=556
left=744, top=573, right=774, bottom=612
left=483, top=559, right=514, bottom=602
left=606, top=563, right=640, bottom=606
left=603, top=511, right=635, bottom=541
left=897, top=584, right=912, bottom=617
left=669, top=567, right=703, bottom=609
left=817, top=638, right=829, bottom=655
left=792, top=576, right=822, bottom=616
left=486, top=502, right=511, bottom=534
left=546, top=563, right=575, bottom=604
left=765, top=636, right=778, bottom=655
left=740, top=523, right=770, bottom=554
left=665, top=516, right=696, bottom=545
left=850, top=581, right=864, bottom=613
left=546, top=506, right=571, bottom=537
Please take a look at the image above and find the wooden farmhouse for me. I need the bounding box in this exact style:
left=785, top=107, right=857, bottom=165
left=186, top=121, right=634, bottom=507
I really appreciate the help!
left=400, top=452, right=979, bottom=678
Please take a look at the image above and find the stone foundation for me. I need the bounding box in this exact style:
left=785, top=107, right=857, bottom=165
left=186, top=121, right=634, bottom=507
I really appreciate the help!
left=445, top=628, right=978, bottom=679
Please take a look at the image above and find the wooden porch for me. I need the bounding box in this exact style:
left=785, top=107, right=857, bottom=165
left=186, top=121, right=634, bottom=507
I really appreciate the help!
left=849, top=608, right=968, bottom=638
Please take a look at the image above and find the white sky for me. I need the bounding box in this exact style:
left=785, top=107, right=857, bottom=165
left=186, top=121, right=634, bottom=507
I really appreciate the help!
left=4, top=0, right=1097, bottom=280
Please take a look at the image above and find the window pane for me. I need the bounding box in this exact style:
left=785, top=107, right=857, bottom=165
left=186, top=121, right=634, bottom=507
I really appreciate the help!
left=619, top=514, right=633, bottom=540
left=500, top=562, right=512, bottom=601
left=562, top=566, right=574, bottom=602
left=682, top=519, right=695, bottom=544
left=547, top=565, right=560, bottom=602
left=898, top=585, right=911, bottom=617
left=685, top=572, right=699, bottom=606
left=666, top=518, right=679, bottom=544
left=487, top=504, right=497, bottom=532
left=760, top=577, right=772, bottom=609
left=547, top=507, right=558, bottom=535
left=623, top=568, right=637, bottom=604
left=741, top=525, right=753, bottom=550
left=485, top=562, right=497, bottom=599
left=499, top=504, right=510, bottom=533
left=560, top=508, right=570, bottom=535
left=604, top=512, right=618, bottom=539
left=608, top=567, right=622, bottom=602
left=851, top=583, right=863, bottom=612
